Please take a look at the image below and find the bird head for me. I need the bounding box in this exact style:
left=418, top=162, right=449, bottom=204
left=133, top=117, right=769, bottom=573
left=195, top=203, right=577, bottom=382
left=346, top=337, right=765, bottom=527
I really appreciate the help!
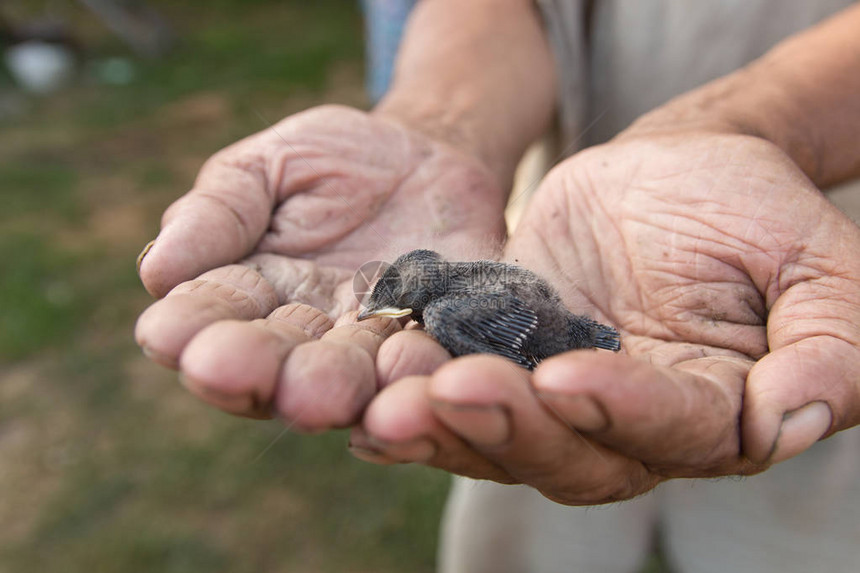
left=357, top=250, right=445, bottom=321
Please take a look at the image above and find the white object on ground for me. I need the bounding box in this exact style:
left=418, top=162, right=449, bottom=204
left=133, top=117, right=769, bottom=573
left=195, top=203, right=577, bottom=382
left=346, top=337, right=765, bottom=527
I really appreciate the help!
left=4, top=41, right=76, bottom=94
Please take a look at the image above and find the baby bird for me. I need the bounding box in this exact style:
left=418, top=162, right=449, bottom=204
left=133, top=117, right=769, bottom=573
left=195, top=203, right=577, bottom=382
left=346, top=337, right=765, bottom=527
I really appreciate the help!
left=356, top=250, right=620, bottom=370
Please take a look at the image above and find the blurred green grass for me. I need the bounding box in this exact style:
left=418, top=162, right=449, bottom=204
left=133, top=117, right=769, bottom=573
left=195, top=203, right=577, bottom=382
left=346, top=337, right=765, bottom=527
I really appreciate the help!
left=0, top=2, right=450, bottom=572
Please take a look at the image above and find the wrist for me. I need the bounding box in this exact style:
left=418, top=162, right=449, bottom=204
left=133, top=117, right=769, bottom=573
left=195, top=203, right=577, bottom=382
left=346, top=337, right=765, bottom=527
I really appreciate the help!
left=622, top=4, right=860, bottom=188
left=620, top=66, right=821, bottom=184
left=369, top=0, right=557, bottom=191
left=640, top=66, right=818, bottom=170
left=372, top=88, right=525, bottom=190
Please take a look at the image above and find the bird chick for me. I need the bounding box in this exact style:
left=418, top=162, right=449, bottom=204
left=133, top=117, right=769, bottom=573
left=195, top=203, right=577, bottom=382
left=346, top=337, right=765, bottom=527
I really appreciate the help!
left=357, top=250, right=620, bottom=370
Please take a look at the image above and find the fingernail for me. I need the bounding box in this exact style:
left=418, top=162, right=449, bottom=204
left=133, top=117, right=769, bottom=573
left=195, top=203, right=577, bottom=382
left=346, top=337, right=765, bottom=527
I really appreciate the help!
left=431, top=402, right=511, bottom=447
left=348, top=445, right=397, bottom=465
left=136, top=239, right=155, bottom=275
left=365, top=436, right=437, bottom=463
left=347, top=436, right=397, bottom=465
left=535, top=392, right=609, bottom=432
left=771, top=401, right=832, bottom=464
left=142, top=345, right=178, bottom=369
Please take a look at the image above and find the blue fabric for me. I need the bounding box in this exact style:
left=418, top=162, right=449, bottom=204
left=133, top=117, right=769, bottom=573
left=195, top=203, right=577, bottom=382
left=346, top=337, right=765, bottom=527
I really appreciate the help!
left=361, top=0, right=419, bottom=102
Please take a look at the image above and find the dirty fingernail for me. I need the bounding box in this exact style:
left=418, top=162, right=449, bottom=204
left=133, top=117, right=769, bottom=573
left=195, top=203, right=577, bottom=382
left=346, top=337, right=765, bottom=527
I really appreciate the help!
left=431, top=402, right=511, bottom=447
left=365, top=436, right=437, bottom=463
left=136, top=239, right=156, bottom=274
left=536, top=392, right=609, bottom=432
left=771, top=401, right=832, bottom=464
left=142, top=345, right=178, bottom=369
left=347, top=437, right=397, bottom=465
left=348, top=445, right=397, bottom=465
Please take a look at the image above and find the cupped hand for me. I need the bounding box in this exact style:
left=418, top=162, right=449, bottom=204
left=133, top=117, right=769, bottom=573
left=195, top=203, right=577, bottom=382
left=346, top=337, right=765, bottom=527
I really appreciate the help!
left=135, top=105, right=506, bottom=429
left=352, top=131, right=860, bottom=504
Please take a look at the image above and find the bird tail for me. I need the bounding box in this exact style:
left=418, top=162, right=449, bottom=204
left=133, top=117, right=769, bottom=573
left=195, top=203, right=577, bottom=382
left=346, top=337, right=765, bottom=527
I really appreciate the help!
left=591, top=322, right=621, bottom=352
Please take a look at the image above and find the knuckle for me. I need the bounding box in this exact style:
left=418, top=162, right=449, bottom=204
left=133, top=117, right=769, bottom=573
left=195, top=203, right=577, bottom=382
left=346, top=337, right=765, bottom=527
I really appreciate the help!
left=537, top=470, right=656, bottom=506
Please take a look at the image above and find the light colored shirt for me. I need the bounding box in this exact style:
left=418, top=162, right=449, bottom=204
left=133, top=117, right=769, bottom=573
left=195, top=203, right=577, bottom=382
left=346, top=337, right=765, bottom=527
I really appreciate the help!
left=537, top=0, right=856, bottom=149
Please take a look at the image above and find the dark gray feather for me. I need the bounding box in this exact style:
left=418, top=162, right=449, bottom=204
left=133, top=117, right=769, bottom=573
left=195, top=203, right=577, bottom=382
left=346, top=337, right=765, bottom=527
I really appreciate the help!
left=423, top=293, right=540, bottom=369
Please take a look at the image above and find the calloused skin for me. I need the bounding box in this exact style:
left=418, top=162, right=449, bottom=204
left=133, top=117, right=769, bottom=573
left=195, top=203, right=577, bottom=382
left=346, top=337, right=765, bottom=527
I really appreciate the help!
left=349, top=129, right=860, bottom=504
left=136, top=105, right=860, bottom=505
left=135, top=104, right=505, bottom=428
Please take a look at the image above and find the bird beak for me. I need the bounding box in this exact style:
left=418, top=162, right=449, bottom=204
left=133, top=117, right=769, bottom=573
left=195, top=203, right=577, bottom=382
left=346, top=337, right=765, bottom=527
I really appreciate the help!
left=357, top=307, right=413, bottom=321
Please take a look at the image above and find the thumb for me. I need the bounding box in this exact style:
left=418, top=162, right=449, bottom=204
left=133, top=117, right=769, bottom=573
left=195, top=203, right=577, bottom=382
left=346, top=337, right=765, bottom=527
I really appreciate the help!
left=743, top=336, right=859, bottom=464
left=743, top=214, right=860, bottom=463
left=138, top=147, right=274, bottom=298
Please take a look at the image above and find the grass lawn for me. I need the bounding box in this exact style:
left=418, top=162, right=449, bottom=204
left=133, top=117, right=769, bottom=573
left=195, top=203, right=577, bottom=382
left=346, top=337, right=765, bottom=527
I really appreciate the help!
left=0, top=2, right=450, bottom=571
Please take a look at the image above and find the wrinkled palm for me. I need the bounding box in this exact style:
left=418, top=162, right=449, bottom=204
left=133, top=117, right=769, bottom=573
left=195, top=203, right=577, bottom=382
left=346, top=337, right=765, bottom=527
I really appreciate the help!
left=353, top=131, right=860, bottom=505
left=136, top=105, right=506, bottom=423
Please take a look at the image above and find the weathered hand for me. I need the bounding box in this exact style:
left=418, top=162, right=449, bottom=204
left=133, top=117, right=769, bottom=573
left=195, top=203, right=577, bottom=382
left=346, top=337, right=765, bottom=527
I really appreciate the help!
left=352, top=131, right=860, bottom=504
left=135, top=105, right=505, bottom=428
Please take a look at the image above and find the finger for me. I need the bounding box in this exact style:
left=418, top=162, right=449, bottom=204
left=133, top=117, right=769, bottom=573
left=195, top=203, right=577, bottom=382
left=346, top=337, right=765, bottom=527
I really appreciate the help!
left=139, top=148, right=274, bottom=297
left=376, top=330, right=452, bottom=387
left=532, top=352, right=762, bottom=477
left=743, top=216, right=860, bottom=463
left=743, top=339, right=854, bottom=464
left=428, top=356, right=655, bottom=505
left=135, top=264, right=279, bottom=368
left=243, top=253, right=353, bottom=317
left=354, top=375, right=515, bottom=482
left=178, top=304, right=333, bottom=418
left=275, top=312, right=400, bottom=432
